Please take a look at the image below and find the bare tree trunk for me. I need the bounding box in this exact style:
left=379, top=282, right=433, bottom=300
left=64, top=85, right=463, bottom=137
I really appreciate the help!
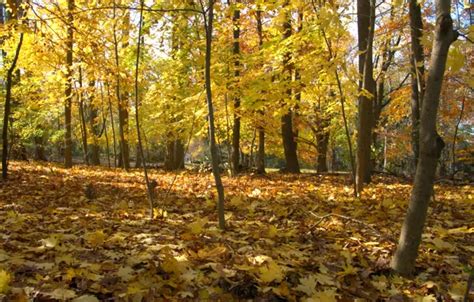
left=106, top=83, right=117, bottom=167
left=204, top=0, right=226, bottom=229
left=78, top=68, right=89, bottom=165
left=134, top=0, right=154, bottom=218
left=2, top=32, right=23, bottom=179
left=391, top=0, right=457, bottom=276
left=88, top=79, right=101, bottom=166
left=230, top=0, right=241, bottom=176
left=409, top=0, right=425, bottom=170
left=113, top=1, right=129, bottom=170
left=255, top=8, right=265, bottom=174
left=64, top=0, right=74, bottom=168
left=356, top=0, right=375, bottom=192
left=451, top=97, right=465, bottom=175
left=281, top=1, right=300, bottom=173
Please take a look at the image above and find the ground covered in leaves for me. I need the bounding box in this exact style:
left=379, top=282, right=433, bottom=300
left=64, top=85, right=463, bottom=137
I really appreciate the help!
left=0, top=161, right=472, bottom=301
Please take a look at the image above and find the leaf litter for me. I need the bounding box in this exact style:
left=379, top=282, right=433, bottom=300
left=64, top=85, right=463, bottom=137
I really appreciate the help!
left=0, top=162, right=472, bottom=301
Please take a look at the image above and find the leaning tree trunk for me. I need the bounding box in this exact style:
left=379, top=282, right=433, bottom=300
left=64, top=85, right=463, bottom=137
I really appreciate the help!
left=204, top=0, right=226, bottom=229
left=409, top=0, right=425, bottom=170
left=64, top=0, right=74, bottom=168
left=2, top=32, right=23, bottom=179
left=391, top=0, right=457, bottom=276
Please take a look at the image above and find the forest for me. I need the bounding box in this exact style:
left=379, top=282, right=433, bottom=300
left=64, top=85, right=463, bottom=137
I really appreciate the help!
left=0, top=0, right=473, bottom=300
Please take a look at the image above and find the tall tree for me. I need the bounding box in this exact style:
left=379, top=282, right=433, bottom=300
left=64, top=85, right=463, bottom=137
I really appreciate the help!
left=2, top=31, right=24, bottom=179
left=356, top=0, right=375, bottom=192
left=64, top=0, right=75, bottom=168
left=281, top=0, right=300, bottom=173
left=204, top=0, right=225, bottom=229
left=255, top=8, right=265, bottom=174
left=391, top=0, right=458, bottom=276
left=230, top=0, right=241, bottom=175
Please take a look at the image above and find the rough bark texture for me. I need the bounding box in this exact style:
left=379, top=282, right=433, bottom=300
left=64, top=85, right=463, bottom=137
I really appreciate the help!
left=64, top=0, right=74, bottom=169
left=205, top=0, right=225, bottom=229
left=391, top=0, right=457, bottom=276
left=281, top=2, right=300, bottom=173
left=356, top=0, right=375, bottom=192
left=231, top=0, right=241, bottom=175
left=409, top=0, right=425, bottom=169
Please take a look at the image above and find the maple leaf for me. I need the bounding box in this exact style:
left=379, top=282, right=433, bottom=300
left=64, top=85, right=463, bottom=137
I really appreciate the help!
left=306, top=289, right=339, bottom=302
left=72, top=295, right=100, bottom=302
left=258, top=260, right=284, bottom=283
left=188, top=217, right=208, bottom=235
left=47, top=288, right=77, bottom=300
left=0, top=270, right=11, bottom=294
left=296, top=275, right=317, bottom=296
left=84, top=230, right=106, bottom=247
left=117, top=266, right=135, bottom=281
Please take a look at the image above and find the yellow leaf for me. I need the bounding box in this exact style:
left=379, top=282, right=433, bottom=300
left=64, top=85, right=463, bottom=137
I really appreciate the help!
left=307, top=289, right=339, bottom=302
left=72, top=295, right=100, bottom=302
left=296, top=275, right=317, bottom=296
left=84, top=230, right=106, bottom=247
left=188, top=217, right=208, bottom=235
left=47, top=288, right=77, bottom=300
left=117, top=266, right=134, bottom=281
left=258, top=260, right=284, bottom=283
left=0, top=270, right=11, bottom=294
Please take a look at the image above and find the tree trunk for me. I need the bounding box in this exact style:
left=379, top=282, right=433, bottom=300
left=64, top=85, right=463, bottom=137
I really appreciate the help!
left=255, top=8, right=265, bottom=174
left=113, top=2, right=130, bottom=170
left=356, top=0, right=375, bottom=192
left=2, top=32, right=23, bottom=179
left=205, top=0, right=226, bottom=229
left=64, top=0, right=74, bottom=169
left=316, top=130, right=329, bottom=173
left=281, top=1, right=300, bottom=173
left=409, top=0, right=425, bottom=170
left=88, top=79, right=101, bottom=166
left=391, top=0, right=457, bottom=276
left=78, top=68, right=89, bottom=165
left=230, top=0, right=241, bottom=176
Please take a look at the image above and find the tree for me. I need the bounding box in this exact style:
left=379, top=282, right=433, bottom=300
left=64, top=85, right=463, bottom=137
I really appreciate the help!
left=356, top=0, right=375, bottom=191
left=391, top=0, right=458, bottom=276
left=64, top=0, right=75, bottom=168
left=230, top=0, right=241, bottom=175
left=203, top=0, right=225, bottom=229
left=2, top=23, right=24, bottom=179
left=280, top=0, right=300, bottom=173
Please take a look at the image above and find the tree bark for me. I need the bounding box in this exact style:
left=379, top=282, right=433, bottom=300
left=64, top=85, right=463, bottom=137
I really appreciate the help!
left=356, top=0, right=376, bottom=192
left=113, top=1, right=130, bottom=170
left=255, top=8, right=265, bottom=174
left=2, top=32, right=23, bottom=179
left=204, top=0, right=226, bottom=229
left=409, top=0, right=425, bottom=170
left=78, top=67, right=89, bottom=165
left=391, top=0, right=457, bottom=276
left=230, top=0, right=241, bottom=176
left=64, top=0, right=74, bottom=168
left=87, top=79, right=101, bottom=166
left=281, top=1, right=300, bottom=173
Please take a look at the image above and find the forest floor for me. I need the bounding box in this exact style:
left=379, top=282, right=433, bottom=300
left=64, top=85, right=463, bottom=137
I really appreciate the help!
left=0, top=161, right=472, bottom=301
